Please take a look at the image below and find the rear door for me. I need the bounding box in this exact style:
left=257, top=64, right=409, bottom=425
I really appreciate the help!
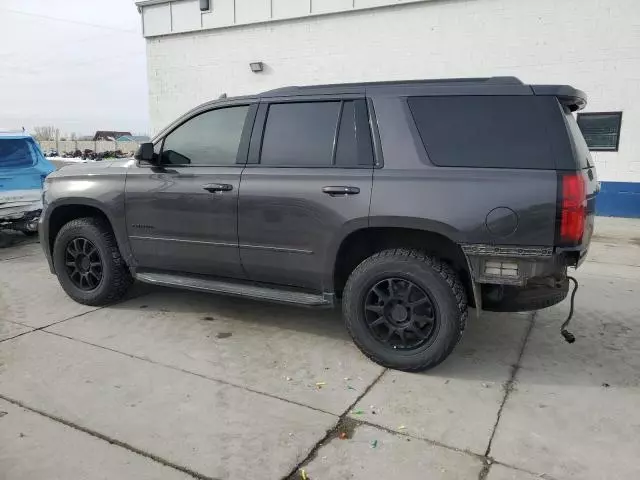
left=237, top=97, right=374, bottom=292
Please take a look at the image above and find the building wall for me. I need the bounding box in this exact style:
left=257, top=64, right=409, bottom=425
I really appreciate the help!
left=143, top=0, right=640, bottom=216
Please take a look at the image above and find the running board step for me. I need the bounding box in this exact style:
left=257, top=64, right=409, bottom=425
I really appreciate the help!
left=135, top=271, right=334, bottom=307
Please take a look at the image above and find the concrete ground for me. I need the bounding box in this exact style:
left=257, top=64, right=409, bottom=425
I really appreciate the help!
left=1, top=218, right=639, bottom=480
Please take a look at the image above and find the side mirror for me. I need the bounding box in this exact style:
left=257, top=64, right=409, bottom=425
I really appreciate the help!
left=134, top=142, right=157, bottom=163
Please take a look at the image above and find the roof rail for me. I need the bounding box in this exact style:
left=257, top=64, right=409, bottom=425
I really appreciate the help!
left=260, top=76, right=523, bottom=96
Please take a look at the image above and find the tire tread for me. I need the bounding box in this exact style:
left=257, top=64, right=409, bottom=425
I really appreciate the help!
left=54, top=217, right=132, bottom=306
left=342, top=248, right=468, bottom=371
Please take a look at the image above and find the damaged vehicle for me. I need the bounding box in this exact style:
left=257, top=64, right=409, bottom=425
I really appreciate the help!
left=40, top=77, right=598, bottom=371
left=1, top=132, right=55, bottom=235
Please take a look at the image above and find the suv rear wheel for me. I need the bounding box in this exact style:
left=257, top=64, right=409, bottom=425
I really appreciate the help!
left=52, top=217, right=133, bottom=306
left=342, top=249, right=467, bottom=371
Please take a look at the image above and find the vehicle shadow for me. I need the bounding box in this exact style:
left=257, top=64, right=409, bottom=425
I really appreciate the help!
left=0, top=230, right=38, bottom=249
left=109, top=279, right=639, bottom=388
left=119, top=283, right=350, bottom=341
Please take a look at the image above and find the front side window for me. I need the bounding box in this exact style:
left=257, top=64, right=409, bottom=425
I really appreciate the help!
left=161, top=105, right=249, bottom=166
left=260, top=102, right=341, bottom=167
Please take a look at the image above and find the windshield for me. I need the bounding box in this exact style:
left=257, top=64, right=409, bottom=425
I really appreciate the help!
left=0, top=138, right=36, bottom=168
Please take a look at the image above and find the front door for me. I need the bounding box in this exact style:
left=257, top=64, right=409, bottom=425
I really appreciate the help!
left=238, top=98, right=374, bottom=292
left=125, top=104, right=252, bottom=278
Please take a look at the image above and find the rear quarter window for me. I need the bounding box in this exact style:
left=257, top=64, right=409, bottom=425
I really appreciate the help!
left=0, top=139, right=36, bottom=168
left=407, top=96, right=562, bottom=170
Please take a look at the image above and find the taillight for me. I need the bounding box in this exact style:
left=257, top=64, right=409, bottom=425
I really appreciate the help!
left=559, top=173, right=586, bottom=244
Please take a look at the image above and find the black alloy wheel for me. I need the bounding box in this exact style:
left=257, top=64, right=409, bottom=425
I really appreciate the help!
left=342, top=249, right=468, bottom=371
left=64, top=237, right=103, bottom=291
left=364, top=277, right=438, bottom=350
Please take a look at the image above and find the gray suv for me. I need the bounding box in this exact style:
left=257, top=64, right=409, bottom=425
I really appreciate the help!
left=40, top=77, right=598, bottom=371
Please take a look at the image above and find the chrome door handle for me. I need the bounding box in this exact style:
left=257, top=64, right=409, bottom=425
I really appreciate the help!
left=322, top=186, right=360, bottom=196
left=202, top=183, right=233, bottom=193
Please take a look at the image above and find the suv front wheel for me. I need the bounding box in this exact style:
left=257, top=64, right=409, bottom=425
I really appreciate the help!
left=52, top=217, right=133, bottom=306
left=342, top=249, right=467, bottom=371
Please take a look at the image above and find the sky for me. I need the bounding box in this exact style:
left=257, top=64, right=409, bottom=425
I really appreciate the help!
left=0, top=0, right=149, bottom=136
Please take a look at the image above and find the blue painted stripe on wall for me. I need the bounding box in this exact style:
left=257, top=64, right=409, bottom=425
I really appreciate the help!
left=596, top=182, right=640, bottom=218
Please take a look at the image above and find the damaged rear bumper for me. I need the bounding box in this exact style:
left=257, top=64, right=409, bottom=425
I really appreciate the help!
left=462, top=244, right=571, bottom=313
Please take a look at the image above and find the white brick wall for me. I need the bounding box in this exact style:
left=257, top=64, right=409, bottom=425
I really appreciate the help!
left=145, top=0, right=640, bottom=182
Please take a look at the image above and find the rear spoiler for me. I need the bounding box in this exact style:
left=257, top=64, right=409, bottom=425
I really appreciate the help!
left=531, top=85, right=587, bottom=112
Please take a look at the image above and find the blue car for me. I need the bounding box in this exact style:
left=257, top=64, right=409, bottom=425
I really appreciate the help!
left=0, top=132, right=55, bottom=234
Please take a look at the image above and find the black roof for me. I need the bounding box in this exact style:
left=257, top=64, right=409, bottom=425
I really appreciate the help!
left=260, top=76, right=524, bottom=96
left=257, top=76, right=586, bottom=111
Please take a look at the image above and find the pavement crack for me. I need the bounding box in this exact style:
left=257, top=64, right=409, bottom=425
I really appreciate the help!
left=0, top=393, right=220, bottom=480
left=282, top=368, right=387, bottom=480
left=478, top=461, right=492, bottom=480
left=1, top=289, right=152, bottom=344
left=0, top=308, right=102, bottom=344
left=0, top=253, right=38, bottom=262
left=482, top=310, right=537, bottom=462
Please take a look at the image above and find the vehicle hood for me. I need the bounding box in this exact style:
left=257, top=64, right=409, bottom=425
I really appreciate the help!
left=49, top=158, right=134, bottom=178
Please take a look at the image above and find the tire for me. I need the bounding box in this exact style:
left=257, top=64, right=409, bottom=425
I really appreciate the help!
left=342, top=248, right=468, bottom=372
left=53, top=217, right=133, bottom=306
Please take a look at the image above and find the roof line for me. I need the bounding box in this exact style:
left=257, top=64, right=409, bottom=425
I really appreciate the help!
left=260, top=76, right=523, bottom=95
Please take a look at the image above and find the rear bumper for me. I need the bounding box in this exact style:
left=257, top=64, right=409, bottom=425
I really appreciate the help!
left=481, top=276, right=569, bottom=312
left=461, top=243, right=576, bottom=313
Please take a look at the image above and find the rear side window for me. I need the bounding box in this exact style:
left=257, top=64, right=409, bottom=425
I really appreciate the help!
left=259, top=100, right=373, bottom=167
left=334, top=101, right=357, bottom=166
left=408, top=96, right=557, bottom=169
left=564, top=109, right=593, bottom=169
left=0, top=139, right=35, bottom=168
left=261, top=102, right=340, bottom=166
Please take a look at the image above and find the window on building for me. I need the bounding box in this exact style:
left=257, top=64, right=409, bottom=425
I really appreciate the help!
left=577, top=112, right=622, bottom=152
left=161, top=105, right=249, bottom=166
left=260, top=102, right=340, bottom=167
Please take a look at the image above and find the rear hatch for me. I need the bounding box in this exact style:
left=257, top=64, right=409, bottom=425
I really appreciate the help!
left=532, top=86, right=598, bottom=265
left=561, top=107, right=598, bottom=260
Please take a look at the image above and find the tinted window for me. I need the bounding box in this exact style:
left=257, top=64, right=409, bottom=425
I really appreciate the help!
left=260, top=102, right=340, bottom=166
left=564, top=109, right=593, bottom=168
left=162, top=106, right=249, bottom=166
left=408, top=96, right=557, bottom=169
left=0, top=139, right=35, bottom=168
left=335, top=101, right=358, bottom=166
left=577, top=112, right=622, bottom=152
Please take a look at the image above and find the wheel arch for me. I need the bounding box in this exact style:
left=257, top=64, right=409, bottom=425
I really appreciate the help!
left=330, top=222, right=475, bottom=307
left=44, top=199, right=133, bottom=269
